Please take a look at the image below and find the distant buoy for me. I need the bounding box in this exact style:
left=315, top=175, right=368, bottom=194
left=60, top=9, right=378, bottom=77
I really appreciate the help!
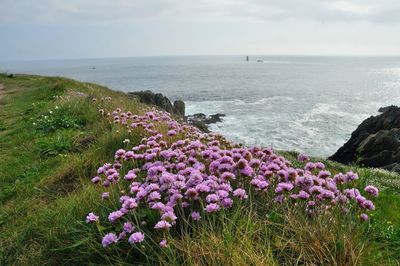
left=246, top=56, right=249, bottom=62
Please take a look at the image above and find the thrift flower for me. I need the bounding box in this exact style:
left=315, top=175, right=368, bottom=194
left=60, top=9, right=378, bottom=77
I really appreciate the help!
left=129, top=232, right=145, bottom=244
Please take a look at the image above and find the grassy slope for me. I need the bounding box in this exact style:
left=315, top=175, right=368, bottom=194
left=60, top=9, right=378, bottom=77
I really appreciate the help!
left=0, top=74, right=399, bottom=265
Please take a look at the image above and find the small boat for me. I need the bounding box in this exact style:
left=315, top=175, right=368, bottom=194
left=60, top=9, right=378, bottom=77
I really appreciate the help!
left=256, top=59, right=264, bottom=63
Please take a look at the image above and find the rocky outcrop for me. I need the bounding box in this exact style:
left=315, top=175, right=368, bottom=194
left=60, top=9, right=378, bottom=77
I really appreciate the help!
left=128, top=90, right=175, bottom=114
left=173, top=100, right=185, bottom=116
left=378, top=105, right=398, bottom=113
left=185, top=113, right=225, bottom=133
left=187, top=113, right=225, bottom=124
left=128, top=90, right=224, bottom=133
left=330, top=106, right=400, bottom=172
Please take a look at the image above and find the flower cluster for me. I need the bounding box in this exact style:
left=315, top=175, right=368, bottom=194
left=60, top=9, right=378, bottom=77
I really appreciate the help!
left=88, top=106, right=379, bottom=248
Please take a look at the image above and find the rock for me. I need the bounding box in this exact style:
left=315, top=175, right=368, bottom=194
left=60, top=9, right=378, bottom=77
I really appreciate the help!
left=330, top=106, right=400, bottom=172
left=187, top=113, right=225, bottom=125
left=208, top=114, right=226, bottom=124
left=185, top=113, right=225, bottom=133
left=173, top=100, right=185, bottom=116
left=129, top=90, right=174, bottom=114
left=378, top=105, right=398, bottom=113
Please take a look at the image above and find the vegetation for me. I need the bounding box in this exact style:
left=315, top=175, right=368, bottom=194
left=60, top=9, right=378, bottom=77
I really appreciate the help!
left=0, top=73, right=399, bottom=265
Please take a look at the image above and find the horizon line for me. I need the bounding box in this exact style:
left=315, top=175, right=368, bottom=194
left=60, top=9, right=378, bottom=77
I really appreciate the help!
left=2, top=53, right=400, bottom=63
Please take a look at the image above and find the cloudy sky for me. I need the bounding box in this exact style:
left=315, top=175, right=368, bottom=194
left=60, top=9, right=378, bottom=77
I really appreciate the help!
left=1, top=0, right=400, bottom=61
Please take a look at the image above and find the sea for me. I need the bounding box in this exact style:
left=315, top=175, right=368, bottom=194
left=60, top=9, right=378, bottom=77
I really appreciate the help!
left=2, top=55, right=400, bottom=158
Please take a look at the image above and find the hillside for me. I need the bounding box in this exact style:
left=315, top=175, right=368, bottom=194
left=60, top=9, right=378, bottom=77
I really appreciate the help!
left=0, top=73, right=399, bottom=265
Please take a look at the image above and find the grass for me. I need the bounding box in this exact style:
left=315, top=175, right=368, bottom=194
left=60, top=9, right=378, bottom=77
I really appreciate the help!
left=0, top=73, right=400, bottom=265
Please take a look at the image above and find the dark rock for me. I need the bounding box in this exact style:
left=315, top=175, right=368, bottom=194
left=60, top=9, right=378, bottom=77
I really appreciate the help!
left=185, top=113, right=225, bottom=133
left=187, top=113, right=225, bottom=125
left=330, top=106, right=400, bottom=172
left=208, top=114, right=226, bottom=124
left=129, top=90, right=174, bottom=114
left=378, top=105, right=398, bottom=113
left=173, top=100, right=185, bottom=116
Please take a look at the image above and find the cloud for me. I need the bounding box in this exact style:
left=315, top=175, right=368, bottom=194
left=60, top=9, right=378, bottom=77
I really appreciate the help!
left=1, top=0, right=400, bottom=24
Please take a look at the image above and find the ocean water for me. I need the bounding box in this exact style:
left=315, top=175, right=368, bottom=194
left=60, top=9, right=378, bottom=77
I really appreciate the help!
left=2, top=55, right=400, bottom=157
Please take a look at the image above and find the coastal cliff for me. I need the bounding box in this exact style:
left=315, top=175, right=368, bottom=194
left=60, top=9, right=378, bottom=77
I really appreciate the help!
left=330, top=106, right=400, bottom=172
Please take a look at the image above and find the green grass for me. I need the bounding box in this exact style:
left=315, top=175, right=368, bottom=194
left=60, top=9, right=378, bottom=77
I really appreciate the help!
left=1, top=74, right=400, bottom=265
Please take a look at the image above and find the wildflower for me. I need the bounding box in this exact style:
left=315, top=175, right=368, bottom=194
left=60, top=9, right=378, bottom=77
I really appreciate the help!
left=102, top=233, right=118, bottom=247
left=275, top=182, right=294, bottom=193
left=108, top=210, right=124, bottom=223
left=205, top=203, right=220, bottom=213
left=364, top=185, right=379, bottom=197
left=360, top=213, right=369, bottom=221
left=101, top=192, right=109, bottom=200
left=91, top=176, right=101, bottom=184
left=128, top=232, right=145, bottom=243
left=297, top=153, right=310, bottom=162
left=221, top=198, right=233, bottom=208
left=123, top=139, right=130, bottom=144
left=161, top=211, right=177, bottom=223
left=123, top=222, right=135, bottom=233
left=233, top=188, right=248, bottom=199
left=361, top=200, right=375, bottom=210
left=191, top=211, right=201, bottom=221
left=154, top=221, right=172, bottom=230
left=159, top=239, right=168, bottom=248
left=86, top=212, right=99, bottom=223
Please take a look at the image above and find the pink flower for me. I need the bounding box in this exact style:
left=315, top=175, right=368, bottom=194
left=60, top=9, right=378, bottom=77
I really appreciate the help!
left=123, top=222, right=135, bottom=233
left=205, top=203, right=220, bottom=213
left=191, top=211, right=201, bottom=221
left=364, top=185, right=379, bottom=197
left=86, top=212, right=99, bottom=223
left=101, top=192, right=109, bottom=200
left=360, top=213, right=369, bottom=221
left=154, top=220, right=172, bottom=230
left=129, top=232, right=145, bottom=243
left=233, top=188, right=248, bottom=199
left=297, top=153, right=310, bottom=162
left=102, top=233, right=118, bottom=247
left=159, top=239, right=168, bottom=248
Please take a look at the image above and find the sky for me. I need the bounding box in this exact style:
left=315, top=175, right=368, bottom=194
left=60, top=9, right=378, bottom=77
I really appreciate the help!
left=1, top=0, right=400, bottom=61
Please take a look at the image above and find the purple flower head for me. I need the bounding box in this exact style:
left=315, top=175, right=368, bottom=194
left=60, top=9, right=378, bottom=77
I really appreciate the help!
left=346, top=171, right=358, bottom=181
left=205, top=203, right=220, bottom=213
left=206, top=194, right=219, bottom=203
left=91, top=176, right=101, bottom=184
left=159, top=239, right=168, bottom=248
left=221, top=197, right=233, bottom=208
left=360, top=213, right=369, bottom=221
left=191, top=211, right=201, bottom=221
left=361, top=200, right=375, bottom=210
left=86, top=212, right=99, bottom=223
left=102, top=233, right=118, bottom=247
left=108, top=210, right=124, bottom=223
left=129, top=232, right=145, bottom=244
left=275, top=182, right=294, bottom=193
left=298, top=190, right=310, bottom=199
left=233, top=188, right=248, bottom=200
left=305, top=162, right=316, bottom=171
left=364, top=185, right=379, bottom=197
left=154, top=220, right=172, bottom=230
left=123, top=222, right=135, bottom=233
left=315, top=162, right=325, bottom=170
left=297, top=153, right=310, bottom=162
left=101, top=192, right=109, bottom=200
left=161, top=211, right=177, bottom=223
